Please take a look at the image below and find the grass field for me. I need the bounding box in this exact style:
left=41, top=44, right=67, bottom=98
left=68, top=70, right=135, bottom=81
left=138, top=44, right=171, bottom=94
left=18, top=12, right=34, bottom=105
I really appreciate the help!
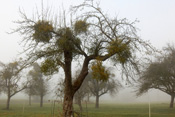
left=0, top=100, right=175, bottom=117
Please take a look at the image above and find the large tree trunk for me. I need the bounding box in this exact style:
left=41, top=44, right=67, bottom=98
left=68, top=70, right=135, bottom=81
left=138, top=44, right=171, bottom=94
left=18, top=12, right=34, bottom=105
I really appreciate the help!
left=62, top=51, right=90, bottom=117
left=63, top=51, right=74, bottom=117
left=40, top=95, right=43, bottom=107
left=63, top=90, right=74, bottom=117
left=170, top=95, right=175, bottom=108
left=95, top=95, right=99, bottom=108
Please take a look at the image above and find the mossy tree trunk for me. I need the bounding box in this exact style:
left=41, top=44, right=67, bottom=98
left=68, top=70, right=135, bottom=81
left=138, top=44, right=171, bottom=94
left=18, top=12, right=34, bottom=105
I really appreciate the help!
left=62, top=51, right=74, bottom=116
left=62, top=51, right=90, bottom=117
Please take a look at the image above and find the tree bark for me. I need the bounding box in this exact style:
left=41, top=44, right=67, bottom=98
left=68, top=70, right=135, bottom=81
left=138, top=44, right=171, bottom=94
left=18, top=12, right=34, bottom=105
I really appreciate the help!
left=63, top=51, right=74, bottom=117
left=63, top=91, right=74, bottom=117
left=95, top=95, right=99, bottom=108
left=62, top=52, right=91, bottom=117
left=170, top=95, right=175, bottom=108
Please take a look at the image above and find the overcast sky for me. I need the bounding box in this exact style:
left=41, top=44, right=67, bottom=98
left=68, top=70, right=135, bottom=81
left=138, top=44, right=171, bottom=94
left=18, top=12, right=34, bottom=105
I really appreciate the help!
left=0, top=0, right=175, bottom=63
left=0, top=0, right=174, bottom=102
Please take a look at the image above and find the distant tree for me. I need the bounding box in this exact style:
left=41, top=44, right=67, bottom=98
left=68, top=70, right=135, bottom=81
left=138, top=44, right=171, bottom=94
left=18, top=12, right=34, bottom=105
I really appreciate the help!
left=74, top=70, right=91, bottom=111
left=28, top=63, right=48, bottom=107
left=24, top=77, right=36, bottom=106
left=55, top=77, right=65, bottom=102
left=0, top=60, right=27, bottom=110
left=137, top=44, right=175, bottom=108
left=0, top=80, right=4, bottom=94
left=0, top=63, right=5, bottom=95
left=15, top=0, right=154, bottom=116
left=89, top=61, right=122, bottom=108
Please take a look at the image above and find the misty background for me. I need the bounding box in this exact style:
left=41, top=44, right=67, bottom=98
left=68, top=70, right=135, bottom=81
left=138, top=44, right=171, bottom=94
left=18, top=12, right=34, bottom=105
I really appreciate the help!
left=0, top=0, right=174, bottom=104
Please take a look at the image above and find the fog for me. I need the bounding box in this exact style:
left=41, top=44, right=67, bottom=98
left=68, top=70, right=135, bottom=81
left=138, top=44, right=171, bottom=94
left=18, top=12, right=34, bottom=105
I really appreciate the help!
left=0, top=85, right=170, bottom=104
left=0, top=0, right=174, bottom=105
left=101, top=88, right=169, bottom=104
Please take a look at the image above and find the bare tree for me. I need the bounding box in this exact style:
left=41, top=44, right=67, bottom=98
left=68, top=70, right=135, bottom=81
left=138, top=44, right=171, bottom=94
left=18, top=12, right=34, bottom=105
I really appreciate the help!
left=55, top=78, right=65, bottom=102
left=15, top=0, right=154, bottom=116
left=137, top=44, right=175, bottom=108
left=90, top=79, right=120, bottom=108
left=25, top=81, right=35, bottom=106
left=0, top=60, right=27, bottom=110
left=27, top=63, right=48, bottom=107
left=88, top=62, right=122, bottom=108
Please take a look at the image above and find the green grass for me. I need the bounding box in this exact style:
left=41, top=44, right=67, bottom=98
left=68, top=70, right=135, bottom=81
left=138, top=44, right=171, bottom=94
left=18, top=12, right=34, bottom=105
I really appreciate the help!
left=75, top=103, right=175, bottom=117
left=0, top=100, right=175, bottom=117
